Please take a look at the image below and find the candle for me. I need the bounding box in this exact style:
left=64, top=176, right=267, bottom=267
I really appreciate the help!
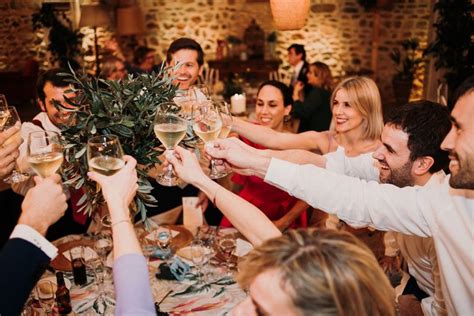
left=230, top=93, right=246, bottom=114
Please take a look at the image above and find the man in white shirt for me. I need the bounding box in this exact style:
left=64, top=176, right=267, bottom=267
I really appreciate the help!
left=287, top=44, right=309, bottom=98
left=12, top=68, right=89, bottom=240
left=205, top=77, right=474, bottom=315
left=0, top=173, right=67, bottom=315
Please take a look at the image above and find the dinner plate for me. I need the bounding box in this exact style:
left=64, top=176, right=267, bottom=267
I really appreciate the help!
left=50, top=239, right=96, bottom=271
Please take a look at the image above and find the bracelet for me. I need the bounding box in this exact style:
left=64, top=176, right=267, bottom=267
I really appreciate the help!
left=111, top=219, right=131, bottom=228
left=212, top=185, right=221, bottom=206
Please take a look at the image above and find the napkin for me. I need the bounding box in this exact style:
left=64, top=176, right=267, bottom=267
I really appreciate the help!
left=63, top=246, right=98, bottom=261
left=183, top=197, right=203, bottom=236
left=235, top=238, right=253, bottom=257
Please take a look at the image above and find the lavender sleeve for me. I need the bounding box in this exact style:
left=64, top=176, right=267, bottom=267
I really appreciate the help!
left=113, top=253, right=155, bottom=315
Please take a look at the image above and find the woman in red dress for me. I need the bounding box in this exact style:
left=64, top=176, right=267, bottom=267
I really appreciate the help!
left=220, top=81, right=308, bottom=230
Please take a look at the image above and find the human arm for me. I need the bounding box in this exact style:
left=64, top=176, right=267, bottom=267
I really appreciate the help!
left=272, top=200, right=309, bottom=232
left=88, top=155, right=155, bottom=315
left=264, top=158, right=433, bottom=237
left=232, top=118, right=326, bottom=151
left=0, top=174, right=67, bottom=315
left=167, top=147, right=281, bottom=246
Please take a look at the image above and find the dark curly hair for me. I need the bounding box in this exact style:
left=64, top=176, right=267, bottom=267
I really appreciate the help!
left=36, top=68, right=71, bottom=104
left=385, top=100, right=451, bottom=173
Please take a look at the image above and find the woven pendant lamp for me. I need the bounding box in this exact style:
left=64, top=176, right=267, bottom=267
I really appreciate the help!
left=270, top=0, right=310, bottom=30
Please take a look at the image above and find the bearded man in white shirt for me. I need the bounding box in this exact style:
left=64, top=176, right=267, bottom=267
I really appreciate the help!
left=204, top=76, right=474, bottom=315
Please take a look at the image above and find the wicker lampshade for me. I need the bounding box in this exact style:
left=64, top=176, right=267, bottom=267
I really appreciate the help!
left=116, top=6, right=146, bottom=36
left=270, top=0, right=310, bottom=31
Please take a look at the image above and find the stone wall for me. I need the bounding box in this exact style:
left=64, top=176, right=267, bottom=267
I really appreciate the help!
left=0, top=0, right=432, bottom=106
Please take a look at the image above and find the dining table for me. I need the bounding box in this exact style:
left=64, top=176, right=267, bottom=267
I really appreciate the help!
left=25, top=224, right=250, bottom=315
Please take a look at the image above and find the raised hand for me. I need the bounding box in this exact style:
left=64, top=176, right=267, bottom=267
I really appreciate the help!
left=166, top=146, right=207, bottom=185
left=88, top=155, right=138, bottom=217
left=0, top=122, right=21, bottom=179
left=19, top=174, right=67, bottom=235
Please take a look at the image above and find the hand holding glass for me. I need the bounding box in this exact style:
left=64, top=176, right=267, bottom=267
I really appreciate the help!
left=27, top=130, right=63, bottom=179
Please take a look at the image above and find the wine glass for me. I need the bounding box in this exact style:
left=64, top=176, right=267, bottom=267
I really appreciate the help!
left=191, top=239, right=206, bottom=283
left=27, top=130, right=64, bottom=179
left=0, top=95, right=10, bottom=129
left=192, top=101, right=223, bottom=179
left=35, top=280, right=55, bottom=314
left=2, top=106, right=30, bottom=183
left=216, top=100, right=233, bottom=177
left=192, top=84, right=211, bottom=102
left=218, top=235, right=236, bottom=276
left=153, top=101, right=188, bottom=186
left=87, top=134, right=125, bottom=226
left=173, top=89, right=197, bottom=120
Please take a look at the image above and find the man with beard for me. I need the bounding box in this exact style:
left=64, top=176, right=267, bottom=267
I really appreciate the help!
left=166, top=38, right=204, bottom=91
left=201, top=77, right=474, bottom=315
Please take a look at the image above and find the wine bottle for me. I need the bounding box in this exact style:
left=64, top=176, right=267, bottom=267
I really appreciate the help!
left=55, top=272, right=72, bottom=314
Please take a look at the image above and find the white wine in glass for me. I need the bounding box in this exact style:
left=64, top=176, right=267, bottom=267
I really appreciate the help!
left=27, top=131, right=63, bottom=178
left=154, top=101, right=188, bottom=187
left=192, top=101, right=223, bottom=179
left=1, top=104, right=30, bottom=183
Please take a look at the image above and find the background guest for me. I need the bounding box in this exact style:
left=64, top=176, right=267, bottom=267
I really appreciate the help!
left=287, top=44, right=310, bottom=99
left=129, top=46, right=161, bottom=75
left=100, top=56, right=127, bottom=81
left=292, top=61, right=333, bottom=133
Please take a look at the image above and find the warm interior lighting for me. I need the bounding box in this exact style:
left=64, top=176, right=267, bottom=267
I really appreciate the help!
left=270, top=0, right=310, bottom=30
left=116, top=6, right=146, bottom=36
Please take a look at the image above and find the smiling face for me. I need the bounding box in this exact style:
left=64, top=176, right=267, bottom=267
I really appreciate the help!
left=255, top=85, right=291, bottom=131
left=372, top=124, right=416, bottom=187
left=441, top=92, right=474, bottom=189
left=168, top=49, right=202, bottom=90
left=38, top=82, right=76, bottom=127
left=331, top=88, right=365, bottom=134
left=232, top=269, right=300, bottom=316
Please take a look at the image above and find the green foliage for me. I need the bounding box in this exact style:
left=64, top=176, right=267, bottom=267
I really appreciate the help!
left=390, top=39, right=423, bottom=81
left=58, top=66, right=178, bottom=220
left=424, top=0, right=473, bottom=105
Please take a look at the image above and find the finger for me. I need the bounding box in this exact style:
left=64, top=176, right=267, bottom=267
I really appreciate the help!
left=33, top=175, right=43, bottom=185
left=123, top=155, right=137, bottom=170
left=48, top=173, right=61, bottom=183
left=87, top=171, right=105, bottom=184
left=205, top=145, right=226, bottom=159
left=0, top=123, right=20, bottom=144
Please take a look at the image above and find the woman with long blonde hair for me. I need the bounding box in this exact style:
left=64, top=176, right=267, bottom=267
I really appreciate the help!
left=232, top=76, right=383, bottom=157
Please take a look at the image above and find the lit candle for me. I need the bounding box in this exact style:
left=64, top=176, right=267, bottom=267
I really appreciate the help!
left=230, top=93, right=246, bottom=114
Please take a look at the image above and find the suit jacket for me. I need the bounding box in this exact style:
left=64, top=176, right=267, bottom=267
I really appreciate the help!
left=291, top=61, right=312, bottom=98
left=292, top=86, right=332, bottom=133
left=0, top=238, right=50, bottom=315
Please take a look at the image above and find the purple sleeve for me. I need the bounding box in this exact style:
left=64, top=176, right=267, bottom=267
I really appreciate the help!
left=113, top=253, right=155, bottom=315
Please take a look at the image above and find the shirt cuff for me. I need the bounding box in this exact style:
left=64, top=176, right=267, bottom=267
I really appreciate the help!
left=10, top=224, right=58, bottom=259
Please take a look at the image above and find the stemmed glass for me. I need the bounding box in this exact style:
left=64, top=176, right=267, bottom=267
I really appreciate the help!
left=192, top=101, right=223, bottom=179
left=192, top=84, right=211, bottom=102
left=27, top=130, right=64, bottom=179
left=1, top=105, right=29, bottom=183
left=87, top=134, right=125, bottom=226
left=173, top=89, right=197, bottom=120
left=35, top=280, right=55, bottom=314
left=216, top=100, right=233, bottom=177
left=218, top=235, right=236, bottom=276
left=191, top=239, right=206, bottom=283
left=153, top=101, right=188, bottom=186
left=156, top=226, right=172, bottom=260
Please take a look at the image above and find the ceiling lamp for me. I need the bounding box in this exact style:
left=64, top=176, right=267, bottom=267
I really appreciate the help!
left=270, top=0, right=310, bottom=31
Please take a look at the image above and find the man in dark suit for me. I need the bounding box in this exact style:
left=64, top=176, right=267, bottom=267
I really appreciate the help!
left=0, top=174, right=67, bottom=315
left=287, top=44, right=311, bottom=99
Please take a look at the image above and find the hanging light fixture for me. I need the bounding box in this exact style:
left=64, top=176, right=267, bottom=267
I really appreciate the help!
left=270, top=0, right=310, bottom=31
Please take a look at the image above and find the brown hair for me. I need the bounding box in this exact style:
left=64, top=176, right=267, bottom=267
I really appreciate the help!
left=236, top=229, right=396, bottom=316
left=310, top=62, right=333, bottom=91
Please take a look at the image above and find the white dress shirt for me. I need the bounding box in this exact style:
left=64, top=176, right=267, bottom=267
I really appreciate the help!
left=10, top=224, right=58, bottom=259
left=265, top=158, right=474, bottom=316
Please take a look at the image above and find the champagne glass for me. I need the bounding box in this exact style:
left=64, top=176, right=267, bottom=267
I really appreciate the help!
left=192, top=101, right=223, bottom=179
left=27, top=130, right=64, bottom=179
left=173, top=89, right=197, bottom=120
left=87, top=134, right=125, bottom=226
left=218, top=236, right=236, bottom=276
left=2, top=106, right=30, bottom=183
left=35, top=280, right=55, bottom=314
left=192, top=84, right=211, bottom=102
left=156, top=227, right=172, bottom=260
left=153, top=101, right=188, bottom=186
left=216, top=100, right=233, bottom=177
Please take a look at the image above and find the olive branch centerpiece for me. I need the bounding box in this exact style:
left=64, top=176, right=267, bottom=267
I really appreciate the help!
left=57, top=65, right=183, bottom=223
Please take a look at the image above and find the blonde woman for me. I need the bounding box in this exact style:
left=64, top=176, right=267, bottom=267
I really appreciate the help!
left=232, top=76, right=383, bottom=158
left=292, top=62, right=334, bottom=133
